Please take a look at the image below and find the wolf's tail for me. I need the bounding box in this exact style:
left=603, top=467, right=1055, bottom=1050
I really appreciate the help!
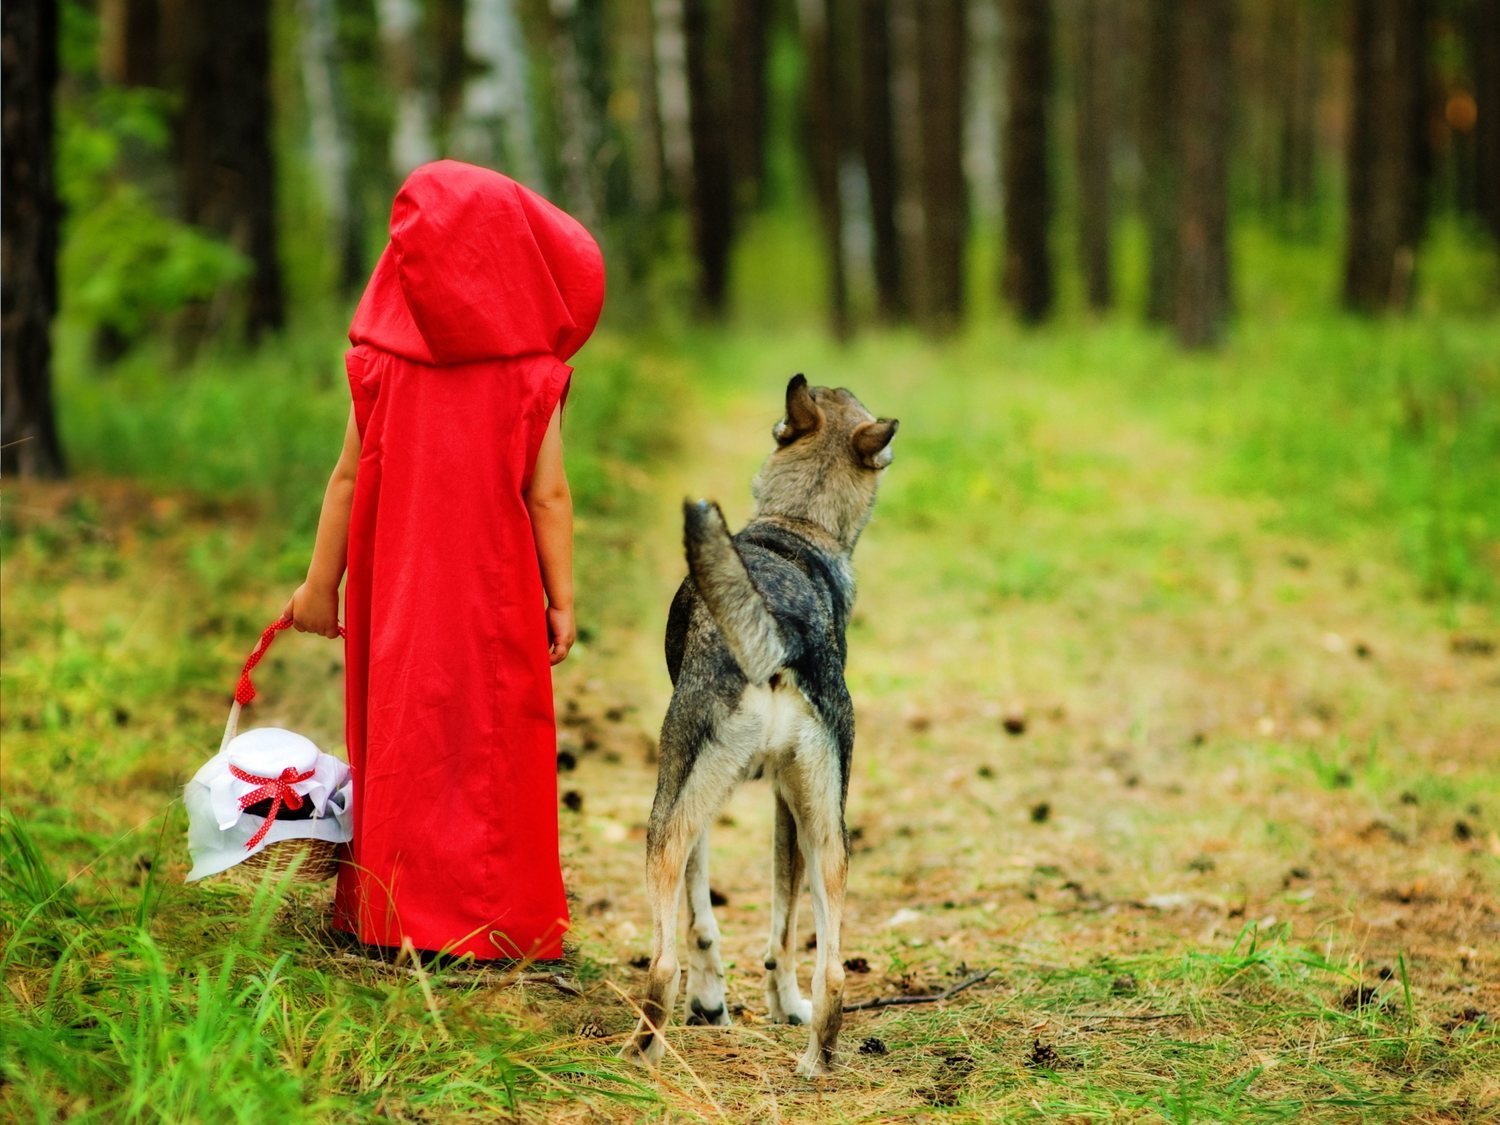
left=683, top=499, right=786, bottom=685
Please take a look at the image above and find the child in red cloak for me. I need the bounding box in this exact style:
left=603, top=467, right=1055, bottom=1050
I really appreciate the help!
left=285, top=161, right=605, bottom=961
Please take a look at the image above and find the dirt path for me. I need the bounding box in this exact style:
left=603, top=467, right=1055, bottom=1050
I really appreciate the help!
left=524, top=368, right=1499, bottom=1119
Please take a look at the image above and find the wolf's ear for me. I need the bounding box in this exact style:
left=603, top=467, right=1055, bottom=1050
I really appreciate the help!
left=852, top=418, right=899, bottom=469
left=773, top=373, right=823, bottom=445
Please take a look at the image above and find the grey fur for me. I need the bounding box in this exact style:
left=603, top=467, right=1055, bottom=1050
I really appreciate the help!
left=621, top=375, right=897, bottom=1078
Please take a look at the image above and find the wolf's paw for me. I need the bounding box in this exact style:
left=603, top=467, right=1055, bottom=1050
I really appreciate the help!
left=619, top=1024, right=666, bottom=1067
left=767, top=994, right=814, bottom=1026
left=685, top=996, right=732, bottom=1026
left=795, top=1044, right=835, bottom=1078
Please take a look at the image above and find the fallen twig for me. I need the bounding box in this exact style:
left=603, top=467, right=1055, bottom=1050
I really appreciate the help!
left=336, top=954, right=581, bottom=996
left=843, top=967, right=996, bottom=1012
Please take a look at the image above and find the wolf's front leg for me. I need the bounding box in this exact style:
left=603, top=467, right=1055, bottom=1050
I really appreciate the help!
left=684, top=830, right=731, bottom=1026
left=764, top=791, right=813, bottom=1026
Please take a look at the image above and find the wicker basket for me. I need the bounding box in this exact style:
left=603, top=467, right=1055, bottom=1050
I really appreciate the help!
left=220, top=837, right=341, bottom=886
left=209, top=616, right=348, bottom=887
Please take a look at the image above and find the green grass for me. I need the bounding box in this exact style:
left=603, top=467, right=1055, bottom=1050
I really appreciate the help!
left=0, top=816, right=652, bottom=1121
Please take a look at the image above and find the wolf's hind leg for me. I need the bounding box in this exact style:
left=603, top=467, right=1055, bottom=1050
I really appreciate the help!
left=684, top=830, right=731, bottom=1025
left=619, top=814, right=689, bottom=1067
left=764, top=790, right=813, bottom=1026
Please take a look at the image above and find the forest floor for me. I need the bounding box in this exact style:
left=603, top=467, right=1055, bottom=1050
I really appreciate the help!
left=4, top=320, right=1499, bottom=1121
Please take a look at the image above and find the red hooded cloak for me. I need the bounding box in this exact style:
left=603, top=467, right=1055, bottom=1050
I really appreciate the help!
left=332, top=161, right=604, bottom=960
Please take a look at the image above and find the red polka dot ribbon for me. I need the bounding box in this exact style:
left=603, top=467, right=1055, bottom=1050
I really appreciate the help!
left=231, top=763, right=317, bottom=850
left=234, top=615, right=346, bottom=706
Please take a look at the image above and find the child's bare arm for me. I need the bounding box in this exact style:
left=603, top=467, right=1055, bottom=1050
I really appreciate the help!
left=285, top=408, right=361, bottom=637
left=526, top=403, right=575, bottom=665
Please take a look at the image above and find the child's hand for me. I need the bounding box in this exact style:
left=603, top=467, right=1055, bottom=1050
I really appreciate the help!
left=546, top=604, right=575, bottom=666
left=284, top=581, right=342, bottom=638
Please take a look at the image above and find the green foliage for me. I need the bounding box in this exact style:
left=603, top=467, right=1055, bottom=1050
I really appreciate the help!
left=57, top=81, right=249, bottom=348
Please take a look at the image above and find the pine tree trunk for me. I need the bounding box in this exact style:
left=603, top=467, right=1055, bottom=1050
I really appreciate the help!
left=683, top=0, right=735, bottom=313
left=1343, top=0, right=1429, bottom=312
left=1074, top=0, right=1113, bottom=312
left=729, top=0, right=772, bottom=202
left=1174, top=0, right=1232, bottom=348
left=1141, top=0, right=1180, bottom=324
left=299, top=0, right=366, bottom=294
left=914, top=0, right=967, bottom=331
left=799, top=0, right=849, bottom=339
left=99, top=0, right=162, bottom=86
left=1, top=0, right=67, bottom=478
left=1276, top=0, right=1322, bottom=229
left=1001, top=0, right=1054, bottom=324
left=858, top=0, right=904, bottom=320
left=176, top=0, right=284, bottom=338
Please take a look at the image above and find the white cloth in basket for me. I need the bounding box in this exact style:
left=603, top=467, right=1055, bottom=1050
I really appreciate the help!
left=185, top=727, right=354, bottom=882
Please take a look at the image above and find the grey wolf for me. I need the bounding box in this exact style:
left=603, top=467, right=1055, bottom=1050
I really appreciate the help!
left=622, top=374, right=898, bottom=1077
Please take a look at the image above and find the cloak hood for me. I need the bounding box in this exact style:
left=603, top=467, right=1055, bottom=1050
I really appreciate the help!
left=349, top=160, right=605, bottom=365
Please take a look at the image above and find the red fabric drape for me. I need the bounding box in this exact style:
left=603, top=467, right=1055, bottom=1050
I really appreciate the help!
left=332, top=161, right=604, bottom=960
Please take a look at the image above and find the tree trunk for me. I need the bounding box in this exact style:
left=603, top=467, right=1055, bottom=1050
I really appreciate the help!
left=1074, top=0, right=1113, bottom=311
left=1174, top=0, right=1232, bottom=348
left=549, top=0, right=607, bottom=227
left=99, top=0, right=162, bottom=86
left=1141, top=0, right=1180, bottom=324
left=1276, top=0, right=1322, bottom=229
left=432, top=0, right=468, bottom=140
left=1, top=0, right=66, bottom=478
left=914, top=0, right=967, bottom=331
left=683, top=0, right=735, bottom=313
left=799, top=0, right=849, bottom=339
left=1343, top=0, right=1430, bottom=312
left=176, top=0, right=284, bottom=338
left=1471, top=0, right=1500, bottom=242
left=889, top=0, right=924, bottom=319
left=858, top=0, right=904, bottom=321
left=729, top=0, right=772, bottom=203
left=454, top=0, right=544, bottom=187
left=378, top=0, right=439, bottom=176
left=1001, top=0, right=1054, bottom=323
left=299, top=0, right=366, bottom=294
left=653, top=0, right=694, bottom=203
left=857, top=0, right=904, bottom=320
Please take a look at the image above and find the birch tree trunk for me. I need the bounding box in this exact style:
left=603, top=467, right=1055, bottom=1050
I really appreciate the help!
left=549, top=0, right=605, bottom=226
left=653, top=0, right=694, bottom=202
left=2, top=0, right=66, bottom=477
left=454, top=0, right=544, bottom=187
left=377, top=0, right=439, bottom=177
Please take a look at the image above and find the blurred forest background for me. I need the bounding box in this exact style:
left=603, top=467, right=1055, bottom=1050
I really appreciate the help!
left=4, top=0, right=1499, bottom=480
left=4, top=0, right=1500, bottom=1119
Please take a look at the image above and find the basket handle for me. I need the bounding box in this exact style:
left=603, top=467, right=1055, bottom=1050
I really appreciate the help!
left=220, top=615, right=346, bottom=753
